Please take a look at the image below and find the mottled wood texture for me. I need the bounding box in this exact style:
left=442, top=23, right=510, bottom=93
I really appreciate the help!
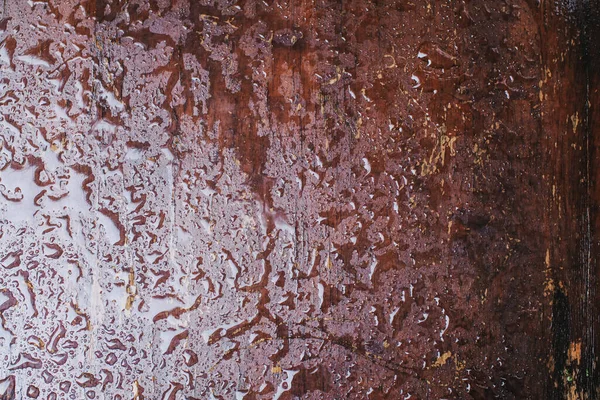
left=0, top=0, right=598, bottom=398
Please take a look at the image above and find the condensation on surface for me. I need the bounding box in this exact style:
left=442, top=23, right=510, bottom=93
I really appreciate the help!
left=0, top=0, right=554, bottom=398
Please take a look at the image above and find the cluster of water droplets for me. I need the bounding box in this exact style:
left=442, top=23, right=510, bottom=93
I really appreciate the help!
left=0, top=0, right=545, bottom=398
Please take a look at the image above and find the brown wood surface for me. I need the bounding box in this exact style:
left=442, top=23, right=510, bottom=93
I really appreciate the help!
left=0, top=0, right=599, bottom=398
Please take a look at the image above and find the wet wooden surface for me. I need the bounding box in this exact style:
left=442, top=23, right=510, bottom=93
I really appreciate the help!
left=0, top=0, right=598, bottom=398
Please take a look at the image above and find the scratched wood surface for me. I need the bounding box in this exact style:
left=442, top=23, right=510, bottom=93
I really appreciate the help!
left=0, top=0, right=598, bottom=398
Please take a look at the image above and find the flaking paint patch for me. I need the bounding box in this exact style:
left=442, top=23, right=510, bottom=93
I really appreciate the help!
left=568, top=341, right=581, bottom=365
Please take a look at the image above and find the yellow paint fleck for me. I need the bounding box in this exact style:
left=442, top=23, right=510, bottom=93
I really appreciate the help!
left=125, top=269, right=136, bottom=311
left=326, top=256, right=333, bottom=269
left=571, top=112, right=579, bottom=134
left=544, top=248, right=555, bottom=297
left=432, top=351, right=452, bottom=368
left=133, top=381, right=143, bottom=399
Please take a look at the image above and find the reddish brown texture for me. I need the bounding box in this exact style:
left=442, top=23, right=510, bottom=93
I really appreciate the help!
left=0, top=0, right=598, bottom=399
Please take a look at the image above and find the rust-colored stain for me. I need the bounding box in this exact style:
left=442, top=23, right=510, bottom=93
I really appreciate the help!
left=0, top=0, right=599, bottom=399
